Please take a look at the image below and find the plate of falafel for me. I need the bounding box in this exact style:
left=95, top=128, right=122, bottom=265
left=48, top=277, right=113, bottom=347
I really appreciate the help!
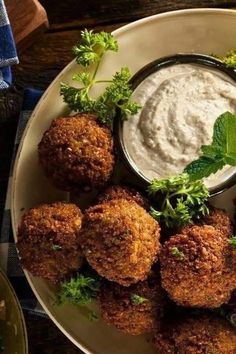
left=11, top=8, right=236, bottom=354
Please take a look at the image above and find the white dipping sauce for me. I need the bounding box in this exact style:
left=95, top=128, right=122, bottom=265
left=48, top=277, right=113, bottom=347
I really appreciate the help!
left=123, top=64, right=236, bottom=188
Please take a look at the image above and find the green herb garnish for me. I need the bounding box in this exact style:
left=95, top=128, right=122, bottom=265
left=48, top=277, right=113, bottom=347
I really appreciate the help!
left=228, top=236, right=236, bottom=248
left=131, top=294, right=148, bottom=305
left=60, top=29, right=140, bottom=126
left=52, top=244, right=62, bottom=251
left=56, top=274, right=100, bottom=306
left=88, top=310, right=99, bottom=322
left=170, top=246, right=185, bottom=260
left=148, top=173, right=209, bottom=228
left=185, top=112, right=236, bottom=181
left=219, top=49, right=236, bottom=69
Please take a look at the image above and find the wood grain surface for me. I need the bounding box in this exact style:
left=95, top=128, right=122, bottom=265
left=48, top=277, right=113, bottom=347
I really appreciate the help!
left=40, top=0, right=236, bottom=29
left=5, top=0, right=48, bottom=51
left=1, top=1, right=236, bottom=353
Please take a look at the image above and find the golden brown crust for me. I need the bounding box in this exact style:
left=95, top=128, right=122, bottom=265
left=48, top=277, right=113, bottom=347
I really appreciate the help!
left=80, top=199, right=161, bottom=286
left=160, top=225, right=236, bottom=308
left=100, top=274, right=166, bottom=335
left=202, top=207, right=234, bottom=237
left=96, top=185, right=149, bottom=210
left=17, top=202, right=83, bottom=282
left=154, top=314, right=236, bottom=354
left=38, top=114, right=114, bottom=191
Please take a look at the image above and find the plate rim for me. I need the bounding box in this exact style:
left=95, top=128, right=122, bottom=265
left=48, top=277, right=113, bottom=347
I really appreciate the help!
left=11, top=7, right=236, bottom=354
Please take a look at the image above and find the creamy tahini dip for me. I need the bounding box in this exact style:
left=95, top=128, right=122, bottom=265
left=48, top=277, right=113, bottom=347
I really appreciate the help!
left=123, top=64, right=236, bottom=188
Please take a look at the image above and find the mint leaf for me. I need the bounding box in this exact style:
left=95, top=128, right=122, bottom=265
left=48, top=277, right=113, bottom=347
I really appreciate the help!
left=224, top=154, right=236, bottom=166
left=213, top=111, right=236, bottom=155
left=201, top=145, right=223, bottom=159
left=185, top=112, right=236, bottom=180
left=185, top=156, right=225, bottom=181
left=212, top=112, right=227, bottom=148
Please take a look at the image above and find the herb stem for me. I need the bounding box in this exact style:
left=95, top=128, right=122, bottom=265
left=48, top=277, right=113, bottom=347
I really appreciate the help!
left=92, top=54, right=103, bottom=81
left=95, top=80, right=113, bottom=84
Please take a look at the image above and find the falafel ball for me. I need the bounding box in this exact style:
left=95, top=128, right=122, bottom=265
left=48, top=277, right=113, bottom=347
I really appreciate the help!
left=100, top=274, right=167, bottom=335
left=17, top=202, right=83, bottom=283
left=80, top=199, right=161, bottom=286
left=154, top=314, right=236, bottom=354
left=202, top=207, right=234, bottom=237
left=38, top=114, right=114, bottom=191
left=160, top=225, right=236, bottom=308
left=96, top=185, right=149, bottom=209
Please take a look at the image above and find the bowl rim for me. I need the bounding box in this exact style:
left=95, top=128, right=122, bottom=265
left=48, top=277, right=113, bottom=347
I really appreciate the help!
left=0, top=268, right=28, bottom=354
left=115, top=53, right=236, bottom=197
left=11, top=8, right=236, bottom=354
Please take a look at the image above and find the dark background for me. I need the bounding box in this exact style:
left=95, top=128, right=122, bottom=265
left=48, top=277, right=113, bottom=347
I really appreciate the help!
left=1, top=1, right=236, bottom=352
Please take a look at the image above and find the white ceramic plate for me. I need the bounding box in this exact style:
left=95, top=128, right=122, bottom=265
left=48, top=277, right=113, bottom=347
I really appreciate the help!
left=11, top=8, right=236, bottom=354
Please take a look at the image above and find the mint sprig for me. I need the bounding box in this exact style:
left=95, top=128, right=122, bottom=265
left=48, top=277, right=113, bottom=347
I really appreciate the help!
left=185, top=112, right=236, bottom=180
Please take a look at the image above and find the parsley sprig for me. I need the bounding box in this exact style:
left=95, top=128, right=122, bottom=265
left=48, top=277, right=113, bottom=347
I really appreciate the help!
left=56, top=274, right=100, bottom=306
left=60, top=29, right=140, bottom=125
left=229, top=236, right=236, bottom=248
left=170, top=247, right=185, bottom=260
left=131, top=294, right=148, bottom=305
left=185, top=112, right=236, bottom=181
left=216, top=49, right=236, bottom=69
left=148, top=173, right=209, bottom=228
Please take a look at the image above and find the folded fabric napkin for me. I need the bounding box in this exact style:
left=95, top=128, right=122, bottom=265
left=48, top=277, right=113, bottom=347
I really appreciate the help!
left=0, top=88, right=47, bottom=316
left=0, top=0, right=18, bottom=88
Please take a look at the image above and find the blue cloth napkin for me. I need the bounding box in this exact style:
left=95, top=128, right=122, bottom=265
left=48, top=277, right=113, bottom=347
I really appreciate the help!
left=0, top=0, right=18, bottom=88
left=0, top=1, right=46, bottom=315
left=0, top=88, right=47, bottom=316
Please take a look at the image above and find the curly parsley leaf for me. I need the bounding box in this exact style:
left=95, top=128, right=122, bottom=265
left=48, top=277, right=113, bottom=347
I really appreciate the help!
left=131, top=294, right=148, bottom=305
left=229, top=236, right=236, bottom=248
left=60, top=83, right=95, bottom=112
left=52, top=244, right=62, bottom=251
left=56, top=274, right=100, bottom=306
left=185, top=112, right=236, bottom=180
left=60, top=30, right=141, bottom=126
left=148, top=173, right=209, bottom=228
left=170, top=247, right=185, bottom=260
left=72, top=72, right=91, bottom=86
left=73, top=29, right=118, bottom=67
left=94, top=68, right=141, bottom=125
left=220, top=49, right=236, bottom=69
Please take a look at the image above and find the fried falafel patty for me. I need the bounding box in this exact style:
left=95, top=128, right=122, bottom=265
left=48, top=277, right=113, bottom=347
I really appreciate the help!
left=96, top=185, right=149, bottom=209
left=38, top=114, right=114, bottom=191
left=181, top=207, right=233, bottom=238
left=99, top=275, right=166, bottom=335
left=154, top=314, right=236, bottom=354
left=17, top=202, right=83, bottom=282
left=80, top=199, right=161, bottom=286
left=160, top=225, right=236, bottom=308
left=202, top=207, right=234, bottom=237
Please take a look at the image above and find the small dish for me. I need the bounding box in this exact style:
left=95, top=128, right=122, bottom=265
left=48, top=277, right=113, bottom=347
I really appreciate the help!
left=115, top=53, right=236, bottom=196
left=0, top=268, right=28, bottom=354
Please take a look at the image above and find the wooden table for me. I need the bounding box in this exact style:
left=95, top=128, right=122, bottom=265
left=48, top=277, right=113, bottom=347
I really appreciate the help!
left=1, top=1, right=236, bottom=352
